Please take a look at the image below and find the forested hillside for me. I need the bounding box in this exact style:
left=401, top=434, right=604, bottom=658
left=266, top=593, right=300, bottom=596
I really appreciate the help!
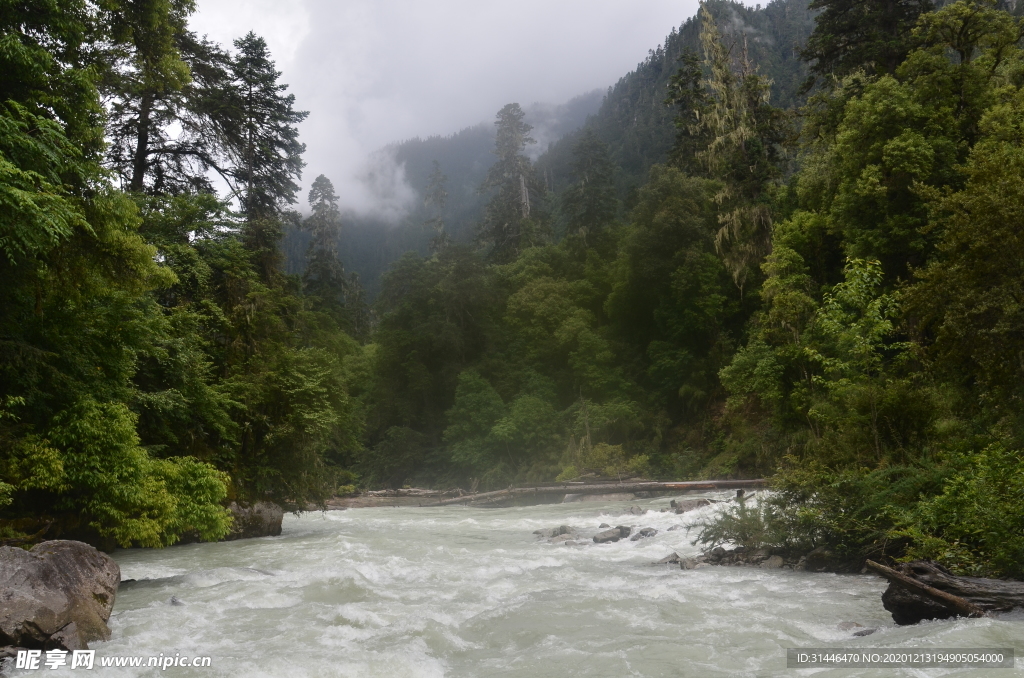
left=3, top=0, right=1024, bottom=581
left=281, top=92, right=603, bottom=297
left=537, top=0, right=815, bottom=204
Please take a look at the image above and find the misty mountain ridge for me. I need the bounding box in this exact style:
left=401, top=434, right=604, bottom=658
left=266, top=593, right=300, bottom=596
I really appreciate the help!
left=284, top=90, right=604, bottom=293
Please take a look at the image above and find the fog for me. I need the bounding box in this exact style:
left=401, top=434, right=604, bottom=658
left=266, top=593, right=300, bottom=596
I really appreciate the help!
left=189, top=0, right=702, bottom=217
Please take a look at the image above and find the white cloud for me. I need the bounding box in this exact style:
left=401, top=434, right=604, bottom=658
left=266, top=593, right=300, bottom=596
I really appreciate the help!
left=190, top=0, right=703, bottom=217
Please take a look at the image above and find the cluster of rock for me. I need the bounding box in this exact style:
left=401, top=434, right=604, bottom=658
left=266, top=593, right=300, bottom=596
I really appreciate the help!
left=0, top=541, right=119, bottom=656
left=223, top=502, right=283, bottom=540
left=655, top=545, right=841, bottom=572
left=533, top=522, right=660, bottom=545
left=533, top=525, right=586, bottom=545
left=664, top=498, right=714, bottom=514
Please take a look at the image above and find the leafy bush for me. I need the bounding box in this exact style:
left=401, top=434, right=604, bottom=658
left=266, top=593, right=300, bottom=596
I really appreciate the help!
left=898, top=445, right=1024, bottom=578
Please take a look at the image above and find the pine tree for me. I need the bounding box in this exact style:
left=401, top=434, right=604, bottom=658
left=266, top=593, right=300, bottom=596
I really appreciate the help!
left=698, top=3, right=787, bottom=296
left=226, top=32, right=307, bottom=221
left=561, top=130, right=617, bottom=249
left=104, top=1, right=237, bottom=196
left=423, top=160, right=450, bottom=253
left=801, top=0, right=933, bottom=83
left=217, top=33, right=307, bottom=281
left=665, top=49, right=712, bottom=175
left=478, top=103, right=545, bottom=263
left=303, top=174, right=346, bottom=309
left=103, top=0, right=191, bottom=193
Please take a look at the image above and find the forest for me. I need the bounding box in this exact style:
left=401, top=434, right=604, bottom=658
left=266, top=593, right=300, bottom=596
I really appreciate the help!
left=2, top=0, right=1024, bottom=579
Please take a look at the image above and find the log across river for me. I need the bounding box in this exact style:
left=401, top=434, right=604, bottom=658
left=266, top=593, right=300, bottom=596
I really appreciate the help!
left=92, top=490, right=1022, bottom=677
left=432, top=479, right=767, bottom=506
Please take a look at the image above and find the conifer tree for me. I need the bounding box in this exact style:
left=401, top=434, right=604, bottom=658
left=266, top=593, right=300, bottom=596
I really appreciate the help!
left=226, top=32, right=307, bottom=221
left=220, top=33, right=307, bottom=281
left=698, top=3, right=786, bottom=296
left=303, top=174, right=346, bottom=309
left=665, top=49, right=712, bottom=175
left=561, top=130, right=617, bottom=249
left=801, top=0, right=933, bottom=83
left=102, top=0, right=240, bottom=195
left=478, top=103, right=545, bottom=262
left=105, top=16, right=236, bottom=195
left=103, top=0, right=192, bottom=193
left=423, top=160, right=451, bottom=253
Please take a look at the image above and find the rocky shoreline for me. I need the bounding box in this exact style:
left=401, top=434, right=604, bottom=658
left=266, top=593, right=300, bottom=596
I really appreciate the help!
left=529, top=497, right=1024, bottom=629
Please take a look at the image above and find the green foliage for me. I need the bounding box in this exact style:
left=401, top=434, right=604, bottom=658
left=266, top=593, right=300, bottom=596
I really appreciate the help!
left=0, top=5, right=361, bottom=548
left=900, top=445, right=1024, bottom=578
left=802, top=0, right=933, bottom=81
left=692, top=497, right=785, bottom=551
left=49, top=397, right=230, bottom=547
left=560, top=131, right=618, bottom=251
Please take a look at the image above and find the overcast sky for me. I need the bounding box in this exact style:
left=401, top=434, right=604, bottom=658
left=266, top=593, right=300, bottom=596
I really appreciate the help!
left=190, top=0, right=703, bottom=215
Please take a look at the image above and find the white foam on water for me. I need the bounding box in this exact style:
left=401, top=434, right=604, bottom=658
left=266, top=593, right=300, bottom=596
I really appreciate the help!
left=13, top=493, right=1023, bottom=677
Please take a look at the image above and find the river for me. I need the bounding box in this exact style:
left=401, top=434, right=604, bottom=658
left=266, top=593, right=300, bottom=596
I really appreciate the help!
left=31, top=492, right=1024, bottom=677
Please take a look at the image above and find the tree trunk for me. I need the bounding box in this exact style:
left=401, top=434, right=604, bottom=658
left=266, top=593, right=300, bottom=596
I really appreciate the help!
left=433, top=479, right=766, bottom=506
left=129, top=91, right=154, bottom=193
left=869, top=560, right=1024, bottom=625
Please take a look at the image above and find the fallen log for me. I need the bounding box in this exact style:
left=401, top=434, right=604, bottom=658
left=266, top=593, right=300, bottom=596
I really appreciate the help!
left=866, top=560, right=1024, bottom=625
left=433, top=479, right=765, bottom=506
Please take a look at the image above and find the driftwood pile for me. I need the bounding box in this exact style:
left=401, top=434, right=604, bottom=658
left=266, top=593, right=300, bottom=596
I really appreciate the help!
left=867, top=560, right=1024, bottom=625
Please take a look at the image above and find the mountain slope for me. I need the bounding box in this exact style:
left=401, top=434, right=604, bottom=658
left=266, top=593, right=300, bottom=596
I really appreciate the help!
left=535, top=0, right=815, bottom=200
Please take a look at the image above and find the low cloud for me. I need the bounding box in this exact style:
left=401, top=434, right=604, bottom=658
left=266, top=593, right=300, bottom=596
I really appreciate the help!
left=190, top=0, right=704, bottom=219
left=349, top=148, right=418, bottom=223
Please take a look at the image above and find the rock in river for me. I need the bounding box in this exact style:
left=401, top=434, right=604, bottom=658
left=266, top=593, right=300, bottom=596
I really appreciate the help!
left=593, top=526, right=632, bottom=543
left=670, top=498, right=712, bottom=514
left=0, top=540, right=119, bottom=650
left=533, top=525, right=576, bottom=539
left=224, top=502, right=283, bottom=540
left=630, top=527, right=657, bottom=541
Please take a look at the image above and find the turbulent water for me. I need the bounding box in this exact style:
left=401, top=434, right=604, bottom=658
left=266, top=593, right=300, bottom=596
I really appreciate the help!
left=26, top=493, right=1024, bottom=677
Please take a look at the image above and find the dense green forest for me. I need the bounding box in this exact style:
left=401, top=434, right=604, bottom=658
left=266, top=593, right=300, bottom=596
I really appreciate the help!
left=3, top=0, right=1024, bottom=579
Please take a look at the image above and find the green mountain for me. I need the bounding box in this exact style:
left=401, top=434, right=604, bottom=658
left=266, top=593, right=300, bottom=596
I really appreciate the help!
left=536, top=0, right=815, bottom=202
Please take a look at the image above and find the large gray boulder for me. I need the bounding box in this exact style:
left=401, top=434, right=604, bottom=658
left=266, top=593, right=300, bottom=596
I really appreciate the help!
left=223, top=502, right=283, bottom=541
left=175, top=501, right=284, bottom=545
left=0, top=540, right=119, bottom=650
left=593, top=526, right=632, bottom=543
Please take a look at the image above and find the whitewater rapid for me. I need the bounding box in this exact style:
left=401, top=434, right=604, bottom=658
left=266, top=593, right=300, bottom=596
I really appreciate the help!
left=25, top=493, right=1024, bottom=676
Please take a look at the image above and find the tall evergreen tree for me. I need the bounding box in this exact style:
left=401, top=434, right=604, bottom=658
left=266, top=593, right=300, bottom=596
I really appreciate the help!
left=423, top=160, right=451, bottom=253
left=560, top=130, right=617, bottom=249
left=216, top=33, right=307, bottom=281
left=698, top=3, right=787, bottom=296
left=303, top=174, right=346, bottom=312
left=665, top=49, right=712, bottom=175
left=478, top=103, right=545, bottom=263
left=104, top=3, right=237, bottom=196
left=801, top=0, right=933, bottom=83
left=225, top=32, right=307, bottom=221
